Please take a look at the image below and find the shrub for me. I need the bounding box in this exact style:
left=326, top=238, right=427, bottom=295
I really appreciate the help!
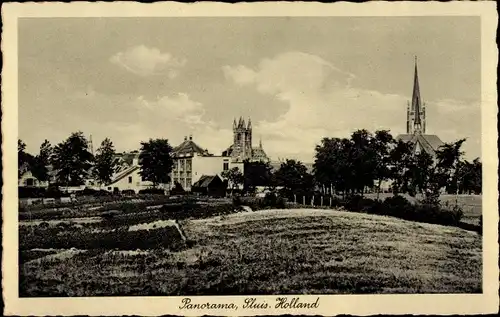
left=18, top=186, right=46, bottom=198
left=262, top=192, right=286, bottom=209
left=413, top=203, right=463, bottom=226
left=138, top=188, right=165, bottom=195
left=344, top=195, right=377, bottom=212
left=232, top=195, right=243, bottom=207
left=45, top=185, right=63, bottom=198
left=121, top=189, right=136, bottom=196
left=382, top=195, right=413, bottom=217
left=76, top=188, right=99, bottom=196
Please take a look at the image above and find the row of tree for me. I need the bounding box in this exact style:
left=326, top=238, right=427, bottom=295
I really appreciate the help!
left=18, top=132, right=175, bottom=187
left=223, top=129, right=481, bottom=201
left=19, top=129, right=481, bottom=200
left=313, top=129, right=481, bottom=200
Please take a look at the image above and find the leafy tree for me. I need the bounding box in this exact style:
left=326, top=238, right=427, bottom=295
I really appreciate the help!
left=274, top=159, right=314, bottom=197
left=456, top=157, right=481, bottom=194
left=138, top=138, right=174, bottom=188
left=389, top=140, right=414, bottom=196
left=93, top=138, right=117, bottom=186
left=314, top=137, right=345, bottom=196
left=349, top=129, right=377, bottom=195
left=18, top=139, right=33, bottom=178
left=221, top=167, right=244, bottom=195
left=434, top=138, right=466, bottom=194
left=52, top=132, right=94, bottom=186
left=243, top=160, right=273, bottom=194
left=371, top=130, right=395, bottom=199
left=407, top=151, right=435, bottom=197
left=30, top=140, right=53, bottom=182
left=470, top=158, right=482, bottom=194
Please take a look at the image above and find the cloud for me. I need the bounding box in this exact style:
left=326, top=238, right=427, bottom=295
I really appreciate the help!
left=110, top=45, right=186, bottom=77
left=223, top=51, right=480, bottom=162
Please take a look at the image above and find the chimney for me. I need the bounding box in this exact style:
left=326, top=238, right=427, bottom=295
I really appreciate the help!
left=184, top=136, right=187, bottom=141
left=189, top=135, right=193, bottom=141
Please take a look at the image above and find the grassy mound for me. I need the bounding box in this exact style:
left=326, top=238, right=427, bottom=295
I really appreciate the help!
left=20, top=208, right=481, bottom=296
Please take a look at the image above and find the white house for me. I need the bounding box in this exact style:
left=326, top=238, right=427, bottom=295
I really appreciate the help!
left=18, top=170, right=49, bottom=188
left=170, top=135, right=243, bottom=191
left=103, top=153, right=159, bottom=193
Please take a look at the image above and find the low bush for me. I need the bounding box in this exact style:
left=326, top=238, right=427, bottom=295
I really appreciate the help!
left=344, top=195, right=377, bottom=212
left=240, top=192, right=286, bottom=210
left=45, top=185, right=64, bottom=199
left=138, top=188, right=165, bottom=195
left=263, top=192, right=286, bottom=209
left=19, top=187, right=46, bottom=198
left=382, top=195, right=413, bottom=217
left=232, top=195, right=243, bottom=207
left=121, top=189, right=136, bottom=196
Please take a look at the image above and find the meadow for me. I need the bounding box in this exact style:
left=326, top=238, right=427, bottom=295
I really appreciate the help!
left=19, top=196, right=482, bottom=296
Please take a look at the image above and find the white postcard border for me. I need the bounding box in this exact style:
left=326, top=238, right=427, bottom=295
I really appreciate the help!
left=2, top=2, right=498, bottom=316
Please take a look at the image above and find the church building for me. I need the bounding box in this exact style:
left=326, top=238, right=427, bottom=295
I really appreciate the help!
left=222, top=117, right=270, bottom=163
left=396, top=58, right=444, bottom=158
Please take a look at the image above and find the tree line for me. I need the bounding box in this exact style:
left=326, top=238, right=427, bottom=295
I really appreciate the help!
left=19, top=129, right=481, bottom=199
left=18, top=132, right=174, bottom=188
left=224, top=129, right=481, bottom=201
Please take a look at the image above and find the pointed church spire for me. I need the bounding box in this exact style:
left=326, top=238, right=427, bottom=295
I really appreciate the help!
left=412, top=56, right=422, bottom=126
left=233, top=118, right=237, bottom=129
left=259, top=136, right=262, bottom=148
left=247, top=118, right=252, bottom=130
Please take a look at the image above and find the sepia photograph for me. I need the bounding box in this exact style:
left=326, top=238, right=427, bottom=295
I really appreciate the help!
left=2, top=1, right=498, bottom=316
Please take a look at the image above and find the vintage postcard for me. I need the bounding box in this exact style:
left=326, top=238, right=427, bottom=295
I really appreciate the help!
left=2, top=1, right=499, bottom=316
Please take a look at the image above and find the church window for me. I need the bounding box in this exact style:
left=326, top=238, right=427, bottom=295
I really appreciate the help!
left=128, top=176, right=132, bottom=183
left=223, top=162, right=229, bottom=171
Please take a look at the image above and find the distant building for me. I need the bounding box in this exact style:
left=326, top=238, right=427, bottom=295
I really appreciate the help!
left=222, top=117, right=270, bottom=163
left=191, top=175, right=226, bottom=197
left=18, top=164, right=56, bottom=188
left=170, top=135, right=243, bottom=191
left=104, top=152, right=156, bottom=193
left=18, top=170, right=49, bottom=188
left=396, top=57, right=444, bottom=158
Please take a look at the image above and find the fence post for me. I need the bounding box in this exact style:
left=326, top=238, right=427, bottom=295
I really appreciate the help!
left=294, top=194, right=296, bottom=204
left=330, top=196, right=332, bottom=207
left=303, top=196, right=305, bottom=205
left=321, top=196, right=323, bottom=207
left=311, top=196, right=314, bottom=206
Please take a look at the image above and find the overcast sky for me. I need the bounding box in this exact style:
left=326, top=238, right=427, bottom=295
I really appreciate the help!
left=19, top=17, right=481, bottom=162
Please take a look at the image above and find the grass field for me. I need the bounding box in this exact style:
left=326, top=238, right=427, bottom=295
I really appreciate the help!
left=19, top=208, right=481, bottom=296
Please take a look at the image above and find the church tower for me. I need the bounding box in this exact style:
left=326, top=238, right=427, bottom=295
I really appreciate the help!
left=406, top=57, right=426, bottom=134
left=232, top=117, right=253, bottom=161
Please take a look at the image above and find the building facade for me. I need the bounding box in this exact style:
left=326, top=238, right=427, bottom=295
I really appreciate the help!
left=170, top=135, right=244, bottom=191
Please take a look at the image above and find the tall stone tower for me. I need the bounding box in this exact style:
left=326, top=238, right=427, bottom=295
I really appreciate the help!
left=232, top=117, right=253, bottom=161
left=406, top=56, right=426, bottom=134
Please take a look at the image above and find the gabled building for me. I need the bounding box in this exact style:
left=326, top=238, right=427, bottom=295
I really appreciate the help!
left=104, top=152, right=155, bottom=193
left=396, top=58, right=444, bottom=158
left=191, top=174, right=226, bottom=197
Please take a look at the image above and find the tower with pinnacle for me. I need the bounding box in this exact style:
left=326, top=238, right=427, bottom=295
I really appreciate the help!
left=406, top=56, right=426, bottom=135
left=232, top=117, right=253, bottom=161
left=396, top=57, right=444, bottom=158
